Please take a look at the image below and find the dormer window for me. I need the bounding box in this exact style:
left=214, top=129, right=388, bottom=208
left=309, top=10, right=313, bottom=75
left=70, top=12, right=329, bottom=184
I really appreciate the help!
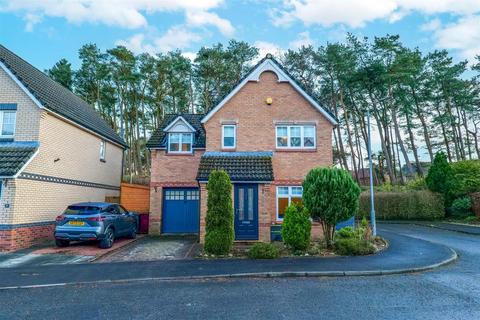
left=164, top=116, right=196, bottom=154
left=168, top=133, right=192, bottom=153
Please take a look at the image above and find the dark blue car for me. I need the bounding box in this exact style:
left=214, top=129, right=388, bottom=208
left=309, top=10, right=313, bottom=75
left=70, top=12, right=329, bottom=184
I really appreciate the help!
left=54, top=202, right=137, bottom=249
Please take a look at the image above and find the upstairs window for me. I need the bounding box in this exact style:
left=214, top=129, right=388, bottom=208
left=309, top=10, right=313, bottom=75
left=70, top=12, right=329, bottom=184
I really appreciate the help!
left=99, top=140, right=106, bottom=161
left=168, top=133, right=192, bottom=153
left=276, top=125, right=315, bottom=149
left=0, top=110, right=16, bottom=139
left=222, top=125, right=236, bottom=149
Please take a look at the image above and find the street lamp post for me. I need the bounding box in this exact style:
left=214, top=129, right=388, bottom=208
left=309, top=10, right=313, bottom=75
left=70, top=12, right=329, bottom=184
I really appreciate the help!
left=367, top=109, right=377, bottom=236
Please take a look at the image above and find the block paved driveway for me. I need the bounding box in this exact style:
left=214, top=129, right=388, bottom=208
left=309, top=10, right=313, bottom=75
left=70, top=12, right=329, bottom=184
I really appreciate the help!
left=0, top=237, right=140, bottom=268
left=96, top=236, right=199, bottom=263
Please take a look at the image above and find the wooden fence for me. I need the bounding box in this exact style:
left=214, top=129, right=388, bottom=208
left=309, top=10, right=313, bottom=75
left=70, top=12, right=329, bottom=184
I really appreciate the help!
left=120, top=183, right=150, bottom=213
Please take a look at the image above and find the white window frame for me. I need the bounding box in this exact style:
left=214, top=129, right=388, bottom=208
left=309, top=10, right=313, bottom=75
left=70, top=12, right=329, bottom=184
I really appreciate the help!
left=0, top=110, right=16, bottom=139
left=275, top=125, right=316, bottom=149
left=276, top=186, right=303, bottom=221
left=222, top=124, right=236, bottom=149
left=168, top=133, right=193, bottom=154
left=99, top=140, right=106, bottom=161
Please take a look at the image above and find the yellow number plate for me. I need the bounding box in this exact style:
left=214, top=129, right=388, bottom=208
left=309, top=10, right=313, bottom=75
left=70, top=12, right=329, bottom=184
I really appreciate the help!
left=68, top=221, right=85, bottom=226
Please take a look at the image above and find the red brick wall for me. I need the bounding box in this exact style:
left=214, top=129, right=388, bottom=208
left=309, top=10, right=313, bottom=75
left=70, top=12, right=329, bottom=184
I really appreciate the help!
left=204, top=71, right=333, bottom=181
left=149, top=149, right=204, bottom=235
left=150, top=70, right=334, bottom=240
left=0, top=224, right=54, bottom=251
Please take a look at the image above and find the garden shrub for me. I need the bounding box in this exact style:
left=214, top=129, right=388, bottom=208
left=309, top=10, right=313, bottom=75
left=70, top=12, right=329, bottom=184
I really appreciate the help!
left=246, top=242, right=280, bottom=259
left=281, top=204, right=311, bottom=251
left=335, top=226, right=355, bottom=239
left=303, top=167, right=361, bottom=247
left=426, top=152, right=453, bottom=196
left=450, top=160, right=480, bottom=198
left=450, top=196, right=473, bottom=218
left=405, top=177, right=427, bottom=190
left=358, top=190, right=445, bottom=220
left=334, top=238, right=375, bottom=256
left=204, top=170, right=234, bottom=255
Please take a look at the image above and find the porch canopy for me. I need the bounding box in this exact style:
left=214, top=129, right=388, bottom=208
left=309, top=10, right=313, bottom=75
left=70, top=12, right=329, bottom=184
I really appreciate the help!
left=0, top=141, right=39, bottom=178
left=196, top=151, right=274, bottom=183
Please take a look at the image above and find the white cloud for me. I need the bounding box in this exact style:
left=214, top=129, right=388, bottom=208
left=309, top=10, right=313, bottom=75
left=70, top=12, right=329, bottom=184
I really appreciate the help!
left=185, top=10, right=235, bottom=36
left=272, top=0, right=480, bottom=28
left=0, top=0, right=228, bottom=30
left=288, top=31, right=313, bottom=49
left=432, top=15, right=480, bottom=61
left=182, top=51, right=197, bottom=61
left=23, top=12, right=42, bottom=32
left=116, top=26, right=202, bottom=54
left=420, top=18, right=442, bottom=31
left=254, top=41, right=284, bottom=60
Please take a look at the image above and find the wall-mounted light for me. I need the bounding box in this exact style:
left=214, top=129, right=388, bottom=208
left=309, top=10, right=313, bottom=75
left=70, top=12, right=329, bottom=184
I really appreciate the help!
left=265, top=97, right=273, bottom=105
left=54, top=158, right=60, bottom=163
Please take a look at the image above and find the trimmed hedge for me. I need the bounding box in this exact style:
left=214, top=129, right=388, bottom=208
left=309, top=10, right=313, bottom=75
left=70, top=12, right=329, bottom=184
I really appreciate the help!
left=358, top=190, right=445, bottom=220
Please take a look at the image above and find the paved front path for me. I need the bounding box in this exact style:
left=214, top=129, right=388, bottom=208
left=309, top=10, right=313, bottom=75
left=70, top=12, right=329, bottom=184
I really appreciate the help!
left=0, top=228, right=455, bottom=288
left=0, top=224, right=478, bottom=320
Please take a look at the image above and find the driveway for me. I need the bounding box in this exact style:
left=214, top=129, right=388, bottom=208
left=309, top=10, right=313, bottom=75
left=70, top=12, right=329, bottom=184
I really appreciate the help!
left=0, top=223, right=479, bottom=320
left=96, top=236, right=198, bottom=263
left=0, top=237, right=141, bottom=268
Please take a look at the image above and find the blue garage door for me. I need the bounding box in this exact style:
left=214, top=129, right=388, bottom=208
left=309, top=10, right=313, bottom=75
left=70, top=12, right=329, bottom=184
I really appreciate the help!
left=162, top=188, right=200, bottom=234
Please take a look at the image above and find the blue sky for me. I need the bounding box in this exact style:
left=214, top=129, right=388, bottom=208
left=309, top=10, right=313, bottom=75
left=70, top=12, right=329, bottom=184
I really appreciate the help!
left=1, top=0, right=480, bottom=71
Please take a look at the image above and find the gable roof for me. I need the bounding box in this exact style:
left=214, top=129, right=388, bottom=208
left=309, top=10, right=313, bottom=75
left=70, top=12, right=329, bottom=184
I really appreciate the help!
left=0, top=45, right=127, bottom=148
left=201, top=54, right=338, bottom=125
left=0, top=141, right=39, bottom=178
left=163, top=116, right=197, bottom=132
left=196, top=151, right=274, bottom=182
left=146, top=114, right=205, bottom=149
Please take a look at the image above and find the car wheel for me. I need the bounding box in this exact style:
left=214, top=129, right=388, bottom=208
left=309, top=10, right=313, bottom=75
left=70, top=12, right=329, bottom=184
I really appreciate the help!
left=127, top=225, right=137, bottom=239
left=55, top=239, right=70, bottom=247
left=99, top=228, right=115, bottom=249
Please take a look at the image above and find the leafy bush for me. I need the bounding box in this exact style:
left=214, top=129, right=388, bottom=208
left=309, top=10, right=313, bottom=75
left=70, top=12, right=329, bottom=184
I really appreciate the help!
left=246, top=242, right=280, bottom=259
left=450, top=196, right=473, bottom=217
left=358, top=190, right=445, bottom=220
left=204, top=170, right=234, bottom=255
left=450, top=160, right=480, bottom=198
left=281, top=204, right=311, bottom=251
left=405, top=177, right=427, bottom=190
left=303, top=167, right=361, bottom=247
left=335, top=226, right=355, bottom=239
left=334, top=238, right=375, bottom=256
left=426, top=152, right=453, bottom=196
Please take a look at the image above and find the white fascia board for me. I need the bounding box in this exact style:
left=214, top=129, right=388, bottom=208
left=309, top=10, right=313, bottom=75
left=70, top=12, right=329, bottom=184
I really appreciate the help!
left=0, top=61, right=44, bottom=109
left=13, top=147, right=40, bottom=178
left=163, top=116, right=196, bottom=132
left=201, top=59, right=338, bottom=126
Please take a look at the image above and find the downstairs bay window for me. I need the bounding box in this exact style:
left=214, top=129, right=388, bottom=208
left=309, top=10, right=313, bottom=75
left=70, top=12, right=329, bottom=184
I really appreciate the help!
left=276, top=186, right=303, bottom=221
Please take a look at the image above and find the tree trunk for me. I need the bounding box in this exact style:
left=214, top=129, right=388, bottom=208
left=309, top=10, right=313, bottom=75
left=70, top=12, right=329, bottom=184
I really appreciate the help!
left=405, top=112, right=424, bottom=176
left=392, top=106, right=414, bottom=178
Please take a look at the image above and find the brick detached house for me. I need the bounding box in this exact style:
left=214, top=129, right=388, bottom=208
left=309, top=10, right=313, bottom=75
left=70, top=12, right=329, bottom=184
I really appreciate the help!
left=147, top=54, right=338, bottom=242
left=0, top=45, right=127, bottom=250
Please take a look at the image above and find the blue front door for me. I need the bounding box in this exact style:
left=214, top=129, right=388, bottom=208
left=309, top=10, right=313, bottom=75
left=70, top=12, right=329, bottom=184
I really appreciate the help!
left=162, top=188, right=200, bottom=234
left=234, top=184, right=258, bottom=240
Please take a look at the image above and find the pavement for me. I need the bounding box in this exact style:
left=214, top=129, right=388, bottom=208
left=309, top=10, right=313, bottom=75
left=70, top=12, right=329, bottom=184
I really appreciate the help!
left=0, top=236, right=142, bottom=268
left=0, top=228, right=456, bottom=289
left=0, top=223, right=478, bottom=320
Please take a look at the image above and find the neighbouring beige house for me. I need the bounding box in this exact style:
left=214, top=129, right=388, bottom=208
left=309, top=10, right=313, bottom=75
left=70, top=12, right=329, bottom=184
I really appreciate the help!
left=0, top=45, right=127, bottom=251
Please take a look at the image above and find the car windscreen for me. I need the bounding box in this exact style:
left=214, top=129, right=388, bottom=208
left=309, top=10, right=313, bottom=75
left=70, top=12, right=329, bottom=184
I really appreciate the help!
left=64, top=206, right=101, bottom=215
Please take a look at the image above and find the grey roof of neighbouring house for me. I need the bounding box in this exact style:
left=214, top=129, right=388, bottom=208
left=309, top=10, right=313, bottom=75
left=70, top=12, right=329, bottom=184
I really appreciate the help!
left=0, top=45, right=127, bottom=148
left=197, top=151, right=274, bottom=182
left=146, top=114, right=205, bottom=149
left=0, top=141, right=39, bottom=177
